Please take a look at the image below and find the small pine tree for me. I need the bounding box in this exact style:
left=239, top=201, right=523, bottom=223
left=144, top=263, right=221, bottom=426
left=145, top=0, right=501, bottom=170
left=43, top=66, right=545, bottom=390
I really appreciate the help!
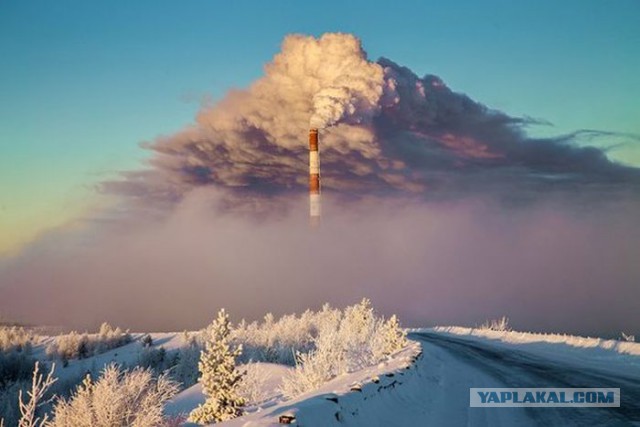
left=188, top=309, right=245, bottom=424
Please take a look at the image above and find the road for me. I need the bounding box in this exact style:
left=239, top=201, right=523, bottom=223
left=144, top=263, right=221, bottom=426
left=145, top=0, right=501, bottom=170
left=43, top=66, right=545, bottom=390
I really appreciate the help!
left=411, top=332, right=640, bottom=426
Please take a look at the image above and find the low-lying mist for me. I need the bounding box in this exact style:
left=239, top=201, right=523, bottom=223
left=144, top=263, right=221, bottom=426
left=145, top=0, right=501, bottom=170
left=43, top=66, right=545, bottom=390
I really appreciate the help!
left=1, top=188, right=638, bottom=337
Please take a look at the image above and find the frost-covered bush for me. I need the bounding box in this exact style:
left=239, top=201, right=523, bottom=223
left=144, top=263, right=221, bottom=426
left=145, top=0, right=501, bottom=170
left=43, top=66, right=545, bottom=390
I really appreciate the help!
left=49, top=364, right=178, bottom=427
left=94, top=322, right=132, bottom=353
left=46, top=332, right=89, bottom=361
left=17, top=362, right=57, bottom=427
left=0, top=350, right=38, bottom=389
left=188, top=309, right=245, bottom=425
left=279, top=342, right=335, bottom=398
left=0, top=342, right=41, bottom=426
left=480, top=316, right=511, bottom=332
left=621, top=332, right=636, bottom=342
left=181, top=330, right=200, bottom=347
left=237, top=363, right=270, bottom=406
left=171, top=343, right=201, bottom=388
left=0, top=379, right=25, bottom=427
left=142, top=332, right=204, bottom=389
left=138, top=347, right=179, bottom=377
left=0, top=361, right=57, bottom=427
left=280, top=299, right=407, bottom=398
left=46, top=323, right=132, bottom=362
left=0, top=326, right=35, bottom=353
left=1, top=330, right=83, bottom=427
left=0, top=364, right=101, bottom=427
left=372, top=315, right=407, bottom=361
left=233, top=306, right=335, bottom=366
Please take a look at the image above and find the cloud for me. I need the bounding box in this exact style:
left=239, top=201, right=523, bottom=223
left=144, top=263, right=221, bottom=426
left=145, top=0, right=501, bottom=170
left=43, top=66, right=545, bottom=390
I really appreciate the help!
left=101, top=33, right=639, bottom=210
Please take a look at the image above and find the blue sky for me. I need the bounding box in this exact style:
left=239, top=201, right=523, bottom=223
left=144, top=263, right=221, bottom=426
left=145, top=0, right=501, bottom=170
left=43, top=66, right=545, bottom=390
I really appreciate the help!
left=1, top=0, right=639, bottom=253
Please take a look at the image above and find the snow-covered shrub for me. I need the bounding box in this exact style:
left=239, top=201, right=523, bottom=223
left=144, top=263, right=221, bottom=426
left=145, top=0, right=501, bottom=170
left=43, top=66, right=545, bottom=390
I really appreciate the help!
left=181, top=330, right=201, bottom=347
left=46, top=332, right=89, bottom=361
left=188, top=309, right=245, bottom=424
left=0, top=348, right=43, bottom=427
left=621, top=332, right=636, bottom=342
left=279, top=343, right=335, bottom=398
left=0, top=362, right=57, bottom=427
left=94, top=322, right=132, bottom=353
left=0, top=326, right=35, bottom=354
left=480, top=316, right=511, bottom=332
left=49, top=364, right=178, bottom=427
left=138, top=347, right=179, bottom=377
left=170, top=341, right=201, bottom=388
left=0, top=350, right=38, bottom=388
left=0, top=364, right=95, bottom=426
left=17, top=362, right=57, bottom=427
left=237, top=363, right=270, bottom=405
left=233, top=306, right=334, bottom=366
left=280, top=299, right=407, bottom=398
left=146, top=329, right=205, bottom=389
left=372, top=315, right=408, bottom=361
left=0, top=379, right=25, bottom=426
left=46, top=323, right=132, bottom=362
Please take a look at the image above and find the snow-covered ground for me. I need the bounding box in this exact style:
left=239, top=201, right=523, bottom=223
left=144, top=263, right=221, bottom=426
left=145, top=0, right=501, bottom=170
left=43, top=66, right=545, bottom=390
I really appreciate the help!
left=220, top=340, right=422, bottom=426
left=424, top=326, right=640, bottom=379
left=429, top=326, right=640, bottom=356
left=22, top=327, right=640, bottom=426
left=210, top=328, right=640, bottom=426
left=165, top=362, right=294, bottom=425
left=32, top=332, right=186, bottom=384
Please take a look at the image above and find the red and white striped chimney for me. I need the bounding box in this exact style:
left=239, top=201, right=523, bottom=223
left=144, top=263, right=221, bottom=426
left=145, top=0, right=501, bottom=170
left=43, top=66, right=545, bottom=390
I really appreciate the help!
left=309, top=128, right=321, bottom=227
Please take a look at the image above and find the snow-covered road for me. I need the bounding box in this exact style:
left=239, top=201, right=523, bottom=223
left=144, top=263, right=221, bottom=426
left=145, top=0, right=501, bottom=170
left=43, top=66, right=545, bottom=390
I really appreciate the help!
left=413, top=332, right=640, bottom=426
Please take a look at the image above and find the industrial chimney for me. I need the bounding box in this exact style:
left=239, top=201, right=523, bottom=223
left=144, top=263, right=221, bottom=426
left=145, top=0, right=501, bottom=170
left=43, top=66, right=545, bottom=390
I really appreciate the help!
left=309, top=128, right=321, bottom=227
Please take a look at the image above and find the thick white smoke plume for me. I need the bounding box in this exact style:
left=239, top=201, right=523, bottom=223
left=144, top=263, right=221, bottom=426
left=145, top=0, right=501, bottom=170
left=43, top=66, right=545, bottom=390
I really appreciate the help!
left=104, top=32, right=640, bottom=207
left=305, top=34, right=385, bottom=128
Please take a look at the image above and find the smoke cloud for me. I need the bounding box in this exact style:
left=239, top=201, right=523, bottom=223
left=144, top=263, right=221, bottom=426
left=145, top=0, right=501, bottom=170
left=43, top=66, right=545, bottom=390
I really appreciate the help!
left=1, top=33, right=639, bottom=336
left=103, top=33, right=639, bottom=208
left=1, top=191, right=639, bottom=336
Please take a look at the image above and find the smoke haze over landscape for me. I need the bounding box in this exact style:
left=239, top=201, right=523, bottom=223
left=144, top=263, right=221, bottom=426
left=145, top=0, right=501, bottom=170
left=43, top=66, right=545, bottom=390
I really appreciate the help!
left=1, top=33, right=639, bottom=336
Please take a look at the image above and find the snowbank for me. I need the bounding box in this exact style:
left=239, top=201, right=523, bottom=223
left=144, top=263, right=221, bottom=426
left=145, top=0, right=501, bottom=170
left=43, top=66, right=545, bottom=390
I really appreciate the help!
left=427, top=326, right=640, bottom=355
left=220, top=341, right=421, bottom=426
left=423, top=326, right=640, bottom=378
left=165, top=362, right=293, bottom=422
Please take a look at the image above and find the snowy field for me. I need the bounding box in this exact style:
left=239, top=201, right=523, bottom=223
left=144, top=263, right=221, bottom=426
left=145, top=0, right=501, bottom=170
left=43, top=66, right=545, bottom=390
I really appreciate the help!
left=3, top=323, right=640, bottom=426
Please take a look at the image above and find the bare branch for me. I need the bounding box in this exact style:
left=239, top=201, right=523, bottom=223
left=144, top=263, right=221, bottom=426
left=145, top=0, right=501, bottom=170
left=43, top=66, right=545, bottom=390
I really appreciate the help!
left=18, top=362, right=57, bottom=427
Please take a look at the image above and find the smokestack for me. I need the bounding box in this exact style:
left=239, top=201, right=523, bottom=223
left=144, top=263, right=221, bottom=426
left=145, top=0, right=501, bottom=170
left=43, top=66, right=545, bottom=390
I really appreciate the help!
left=309, top=128, right=321, bottom=227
